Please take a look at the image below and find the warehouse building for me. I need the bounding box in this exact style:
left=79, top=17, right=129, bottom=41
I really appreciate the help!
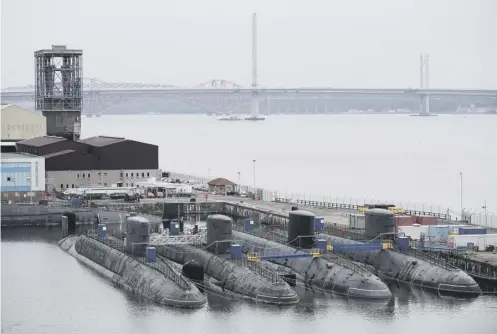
left=16, top=135, right=159, bottom=190
left=1, top=152, right=46, bottom=202
left=1, top=104, right=47, bottom=141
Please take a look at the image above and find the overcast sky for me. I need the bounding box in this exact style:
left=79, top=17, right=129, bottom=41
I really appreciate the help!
left=1, top=0, right=496, bottom=89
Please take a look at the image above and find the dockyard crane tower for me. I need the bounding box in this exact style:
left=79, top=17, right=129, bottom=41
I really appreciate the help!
left=34, top=45, right=83, bottom=140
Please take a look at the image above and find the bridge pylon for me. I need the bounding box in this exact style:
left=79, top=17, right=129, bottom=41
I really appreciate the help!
left=419, top=54, right=430, bottom=115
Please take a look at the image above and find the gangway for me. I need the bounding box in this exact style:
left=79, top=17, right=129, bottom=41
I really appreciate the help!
left=330, top=242, right=387, bottom=253
left=148, top=232, right=205, bottom=246
left=247, top=250, right=321, bottom=263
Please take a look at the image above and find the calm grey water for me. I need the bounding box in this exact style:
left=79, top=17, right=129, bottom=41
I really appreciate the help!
left=2, top=229, right=497, bottom=334
left=83, top=114, right=497, bottom=224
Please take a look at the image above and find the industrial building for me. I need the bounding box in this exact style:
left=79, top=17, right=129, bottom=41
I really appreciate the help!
left=1, top=104, right=47, bottom=141
left=1, top=152, right=46, bottom=202
left=16, top=135, right=159, bottom=190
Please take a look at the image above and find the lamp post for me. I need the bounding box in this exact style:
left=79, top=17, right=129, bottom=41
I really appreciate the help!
left=459, top=172, right=463, bottom=219
left=482, top=201, right=487, bottom=227
left=208, top=169, right=211, bottom=178
left=252, top=160, right=256, bottom=198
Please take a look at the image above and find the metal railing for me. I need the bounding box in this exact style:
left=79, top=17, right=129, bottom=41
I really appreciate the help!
left=86, top=232, right=191, bottom=290
left=219, top=253, right=284, bottom=285
left=232, top=221, right=372, bottom=276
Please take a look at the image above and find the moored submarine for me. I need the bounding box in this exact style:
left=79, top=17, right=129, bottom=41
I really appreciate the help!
left=156, top=214, right=300, bottom=305
left=319, top=209, right=481, bottom=297
left=58, top=214, right=206, bottom=308
left=233, top=209, right=392, bottom=300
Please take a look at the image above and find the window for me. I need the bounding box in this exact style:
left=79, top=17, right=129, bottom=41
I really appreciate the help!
left=147, top=172, right=150, bottom=177
left=7, top=177, right=11, bottom=181
left=141, top=172, right=144, bottom=177
left=126, top=173, right=128, bottom=177
left=120, top=172, right=123, bottom=177
left=131, top=183, right=134, bottom=187
left=66, top=184, right=69, bottom=189
left=61, top=184, right=64, bottom=188
left=131, top=173, right=134, bottom=177
left=104, top=183, right=108, bottom=186
left=77, top=174, right=79, bottom=178
left=88, top=174, right=91, bottom=178
left=71, top=184, right=74, bottom=188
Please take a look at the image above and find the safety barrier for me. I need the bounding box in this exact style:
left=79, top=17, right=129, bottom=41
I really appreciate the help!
left=87, top=232, right=191, bottom=290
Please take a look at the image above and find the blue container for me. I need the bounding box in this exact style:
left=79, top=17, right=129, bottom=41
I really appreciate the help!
left=315, top=238, right=327, bottom=253
left=459, top=227, right=486, bottom=235
left=97, top=224, right=107, bottom=239
left=244, top=219, right=255, bottom=232
left=314, top=217, right=325, bottom=231
left=231, top=244, right=242, bottom=259
left=395, top=236, right=410, bottom=253
left=146, top=247, right=156, bottom=262
left=170, top=220, right=180, bottom=235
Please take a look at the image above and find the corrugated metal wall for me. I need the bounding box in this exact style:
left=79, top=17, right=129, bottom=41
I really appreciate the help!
left=0, top=105, right=47, bottom=140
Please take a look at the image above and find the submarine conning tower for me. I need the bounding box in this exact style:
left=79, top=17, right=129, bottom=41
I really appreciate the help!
left=364, top=208, right=395, bottom=240
left=124, top=216, right=160, bottom=256
left=288, top=209, right=315, bottom=249
left=206, top=214, right=233, bottom=254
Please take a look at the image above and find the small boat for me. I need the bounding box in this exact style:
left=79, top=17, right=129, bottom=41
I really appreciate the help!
left=217, top=114, right=243, bottom=121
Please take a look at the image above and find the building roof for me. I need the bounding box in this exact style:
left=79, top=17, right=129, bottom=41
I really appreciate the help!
left=43, top=149, right=76, bottom=159
left=78, top=136, right=127, bottom=147
left=1, top=152, right=42, bottom=160
left=17, top=136, right=67, bottom=147
left=207, top=177, right=236, bottom=186
left=1, top=104, right=44, bottom=117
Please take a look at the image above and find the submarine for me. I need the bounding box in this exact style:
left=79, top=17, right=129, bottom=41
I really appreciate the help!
left=58, top=213, right=206, bottom=308
left=319, top=209, right=482, bottom=297
left=233, top=210, right=392, bottom=300
left=156, top=214, right=300, bottom=305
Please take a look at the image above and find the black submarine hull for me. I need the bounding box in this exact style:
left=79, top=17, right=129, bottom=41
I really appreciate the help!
left=157, top=244, right=300, bottom=305
left=319, top=234, right=482, bottom=297
left=59, top=235, right=206, bottom=308
left=232, top=231, right=392, bottom=300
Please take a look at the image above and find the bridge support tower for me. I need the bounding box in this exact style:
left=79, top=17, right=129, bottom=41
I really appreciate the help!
left=419, top=54, right=430, bottom=115
left=35, top=45, right=83, bottom=140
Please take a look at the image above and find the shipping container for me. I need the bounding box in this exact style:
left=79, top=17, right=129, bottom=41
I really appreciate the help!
left=448, top=224, right=468, bottom=234
left=416, top=215, right=437, bottom=226
left=458, top=227, right=486, bottom=235
left=447, top=234, right=497, bottom=250
left=397, top=225, right=429, bottom=240
left=428, top=225, right=449, bottom=242
left=394, top=216, right=417, bottom=231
